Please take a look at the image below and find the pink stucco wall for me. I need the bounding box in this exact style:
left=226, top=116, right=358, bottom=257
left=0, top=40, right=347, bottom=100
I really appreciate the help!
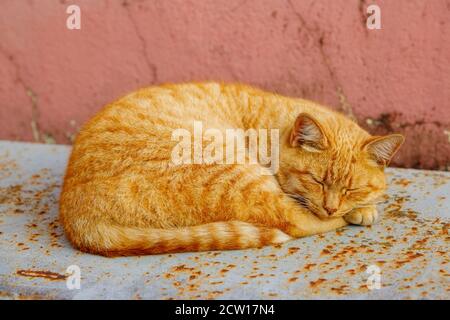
left=1, top=0, right=449, bottom=169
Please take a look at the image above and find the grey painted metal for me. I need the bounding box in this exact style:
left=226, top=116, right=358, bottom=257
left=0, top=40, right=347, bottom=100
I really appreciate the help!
left=0, top=141, right=448, bottom=299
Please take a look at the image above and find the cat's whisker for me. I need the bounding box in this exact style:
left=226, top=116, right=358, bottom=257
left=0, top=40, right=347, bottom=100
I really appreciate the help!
left=339, top=199, right=385, bottom=215
left=286, top=193, right=311, bottom=209
left=350, top=201, right=384, bottom=211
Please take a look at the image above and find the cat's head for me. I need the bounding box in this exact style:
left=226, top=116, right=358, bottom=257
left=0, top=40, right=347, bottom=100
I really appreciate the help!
left=278, top=113, right=404, bottom=219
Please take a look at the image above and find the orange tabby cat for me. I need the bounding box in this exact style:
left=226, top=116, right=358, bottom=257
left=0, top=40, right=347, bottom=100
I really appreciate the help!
left=60, top=82, right=404, bottom=256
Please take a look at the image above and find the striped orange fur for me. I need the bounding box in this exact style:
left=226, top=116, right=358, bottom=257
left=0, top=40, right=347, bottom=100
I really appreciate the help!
left=59, top=82, right=404, bottom=256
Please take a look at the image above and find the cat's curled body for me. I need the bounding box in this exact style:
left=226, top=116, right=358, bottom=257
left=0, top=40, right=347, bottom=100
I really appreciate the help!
left=60, top=82, right=403, bottom=256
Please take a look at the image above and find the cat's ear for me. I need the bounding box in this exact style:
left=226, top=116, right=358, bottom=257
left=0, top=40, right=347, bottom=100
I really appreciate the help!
left=290, top=113, right=328, bottom=151
left=363, top=134, right=404, bottom=166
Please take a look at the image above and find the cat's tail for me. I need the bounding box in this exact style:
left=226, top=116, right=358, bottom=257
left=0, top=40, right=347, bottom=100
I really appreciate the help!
left=73, top=221, right=292, bottom=257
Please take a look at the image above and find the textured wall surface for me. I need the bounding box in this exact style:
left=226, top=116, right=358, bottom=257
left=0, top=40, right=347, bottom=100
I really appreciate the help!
left=0, top=0, right=449, bottom=169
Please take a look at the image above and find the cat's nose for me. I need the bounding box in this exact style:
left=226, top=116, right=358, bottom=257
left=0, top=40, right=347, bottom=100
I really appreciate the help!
left=324, top=206, right=337, bottom=215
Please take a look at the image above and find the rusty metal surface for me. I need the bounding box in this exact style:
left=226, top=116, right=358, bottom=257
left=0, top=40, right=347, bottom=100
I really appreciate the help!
left=0, top=141, right=449, bottom=300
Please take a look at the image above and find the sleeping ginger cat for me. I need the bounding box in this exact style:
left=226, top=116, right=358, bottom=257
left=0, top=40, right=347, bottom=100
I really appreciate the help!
left=60, top=82, right=404, bottom=256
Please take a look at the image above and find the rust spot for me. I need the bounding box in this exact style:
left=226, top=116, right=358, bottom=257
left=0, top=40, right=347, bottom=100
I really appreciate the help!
left=16, top=269, right=67, bottom=281
left=172, top=264, right=194, bottom=272
left=331, top=285, right=349, bottom=295
left=303, top=263, right=316, bottom=271
left=393, top=178, right=412, bottom=187
left=309, top=278, right=326, bottom=288
left=288, top=247, right=300, bottom=254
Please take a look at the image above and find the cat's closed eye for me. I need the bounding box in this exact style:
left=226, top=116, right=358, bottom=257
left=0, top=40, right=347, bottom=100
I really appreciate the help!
left=343, top=187, right=361, bottom=195
left=309, top=174, right=324, bottom=186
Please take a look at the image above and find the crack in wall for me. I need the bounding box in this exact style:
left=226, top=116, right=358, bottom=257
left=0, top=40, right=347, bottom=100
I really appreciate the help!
left=365, top=113, right=448, bottom=131
left=398, top=120, right=446, bottom=129
left=0, top=46, right=42, bottom=142
left=287, top=0, right=355, bottom=120
left=122, top=0, right=158, bottom=83
left=26, top=88, right=40, bottom=142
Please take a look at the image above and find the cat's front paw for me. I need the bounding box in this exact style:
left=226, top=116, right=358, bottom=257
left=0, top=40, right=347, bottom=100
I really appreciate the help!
left=344, top=206, right=379, bottom=226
